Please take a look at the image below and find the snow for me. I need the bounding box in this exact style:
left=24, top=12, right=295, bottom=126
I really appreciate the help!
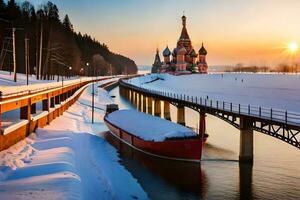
left=126, top=73, right=300, bottom=124
left=106, top=109, right=196, bottom=142
left=0, top=81, right=148, bottom=200
left=2, top=120, right=29, bottom=135
left=0, top=70, right=112, bottom=98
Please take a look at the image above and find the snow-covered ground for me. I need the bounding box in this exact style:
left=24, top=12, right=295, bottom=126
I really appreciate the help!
left=0, top=81, right=148, bottom=200
left=106, top=110, right=195, bottom=142
left=126, top=73, right=300, bottom=123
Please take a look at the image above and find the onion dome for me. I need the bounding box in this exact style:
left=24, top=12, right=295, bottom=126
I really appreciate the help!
left=199, top=43, right=207, bottom=55
left=163, top=46, right=171, bottom=57
left=177, top=47, right=187, bottom=55
left=190, top=49, right=197, bottom=57
left=172, top=48, right=177, bottom=56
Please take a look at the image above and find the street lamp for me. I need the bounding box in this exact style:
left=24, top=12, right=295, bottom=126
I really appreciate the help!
left=86, top=62, right=90, bottom=76
left=80, top=68, right=83, bottom=84
left=69, top=66, right=72, bottom=78
left=85, top=61, right=95, bottom=123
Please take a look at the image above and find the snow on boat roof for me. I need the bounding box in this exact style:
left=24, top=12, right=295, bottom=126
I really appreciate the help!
left=106, top=109, right=196, bottom=142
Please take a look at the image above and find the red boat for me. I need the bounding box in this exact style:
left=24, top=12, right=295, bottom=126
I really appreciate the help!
left=104, top=107, right=207, bottom=162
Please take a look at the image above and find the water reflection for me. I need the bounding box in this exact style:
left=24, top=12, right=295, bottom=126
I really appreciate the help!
left=103, top=131, right=208, bottom=199
left=239, top=163, right=253, bottom=200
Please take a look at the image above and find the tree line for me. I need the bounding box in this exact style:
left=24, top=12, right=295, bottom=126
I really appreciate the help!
left=225, top=63, right=300, bottom=73
left=0, top=0, right=137, bottom=81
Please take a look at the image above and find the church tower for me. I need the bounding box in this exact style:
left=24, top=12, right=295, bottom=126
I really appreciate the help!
left=197, top=43, right=208, bottom=73
left=177, top=15, right=192, bottom=54
left=151, top=48, right=162, bottom=73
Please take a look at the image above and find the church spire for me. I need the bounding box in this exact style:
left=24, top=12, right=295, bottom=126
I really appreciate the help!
left=182, top=14, right=186, bottom=27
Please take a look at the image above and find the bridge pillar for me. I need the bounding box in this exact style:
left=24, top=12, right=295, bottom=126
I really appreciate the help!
left=154, top=98, right=161, bottom=117
left=136, top=92, right=139, bottom=108
left=147, top=97, right=153, bottom=115
left=125, top=88, right=129, bottom=99
left=163, top=101, right=171, bottom=120
left=239, top=163, right=253, bottom=199
left=199, top=111, right=206, bottom=135
left=177, top=105, right=185, bottom=126
left=128, top=90, right=132, bottom=101
left=142, top=95, right=147, bottom=112
left=132, top=91, right=136, bottom=106
left=127, top=89, right=130, bottom=99
left=134, top=92, right=138, bottom=107
left=138, top=93, right=142, bottom=111
left=239, top=117, right=254, bottom=163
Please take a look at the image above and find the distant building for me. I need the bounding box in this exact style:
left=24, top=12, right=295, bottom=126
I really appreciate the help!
left=151, top=15, right=208, bottom=75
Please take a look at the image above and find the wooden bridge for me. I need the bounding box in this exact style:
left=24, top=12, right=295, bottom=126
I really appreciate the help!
left=0, top=77, right=114, bottom=151
left=119, top=79, right=300, bottom=162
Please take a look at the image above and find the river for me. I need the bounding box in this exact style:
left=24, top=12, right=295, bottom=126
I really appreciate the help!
left=105, top=86, right=300, bottom=200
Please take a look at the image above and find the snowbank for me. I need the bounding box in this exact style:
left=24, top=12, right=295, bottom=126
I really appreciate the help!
left=0, top=70, right=114, bottom=97
left=0, top=83, right=148, bottom=200
left=106, top=110, right=196, bottom=142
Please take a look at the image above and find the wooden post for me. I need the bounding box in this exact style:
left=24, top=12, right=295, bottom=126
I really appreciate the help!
left=163, top=101, right=171, bottom=120
left=239, top=117, right=254, bottom=162
left=177, top=105, right=185, bottom=126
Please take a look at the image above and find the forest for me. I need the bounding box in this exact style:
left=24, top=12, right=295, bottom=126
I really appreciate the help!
left=0, top=0, right=137, bottom=80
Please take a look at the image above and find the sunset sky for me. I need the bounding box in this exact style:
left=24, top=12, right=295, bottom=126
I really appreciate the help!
left=29, top=0, right=300, bottom=66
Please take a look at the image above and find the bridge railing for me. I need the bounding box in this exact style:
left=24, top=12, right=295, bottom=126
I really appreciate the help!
left=121, top=80, right=300, bottom=126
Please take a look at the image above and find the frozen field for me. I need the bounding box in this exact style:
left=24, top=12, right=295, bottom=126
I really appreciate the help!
left=128, top=73, right=300, bottom=113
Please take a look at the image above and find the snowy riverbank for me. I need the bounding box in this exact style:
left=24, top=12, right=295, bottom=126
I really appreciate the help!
left=127, top=73, right=300, bottom=113
left=0, top=82, right=148, bottom=200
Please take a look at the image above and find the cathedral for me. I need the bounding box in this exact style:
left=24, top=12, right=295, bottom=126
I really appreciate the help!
left=151, top=15, right=208, bottom=74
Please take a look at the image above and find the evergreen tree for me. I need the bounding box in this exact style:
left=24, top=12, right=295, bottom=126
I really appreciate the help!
left=0, top=0, right=6, bottom=17
left=5, top=0, right=20, bottom=21
left=63, top=14, right=73, bottom=31
left=0, top=0, right=137, bottom=78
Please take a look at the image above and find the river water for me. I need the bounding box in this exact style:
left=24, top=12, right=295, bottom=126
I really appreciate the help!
left=106, top=86, right=300, bottom=200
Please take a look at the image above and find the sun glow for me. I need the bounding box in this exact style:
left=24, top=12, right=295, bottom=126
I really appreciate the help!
left=288, top=42, right=298, bottom=53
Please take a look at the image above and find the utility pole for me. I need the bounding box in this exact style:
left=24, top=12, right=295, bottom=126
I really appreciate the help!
left=110, top=63, right=112, bottom=76
left=12, top=27, right=17, bottom=82
left=38, top=20, right=43, bottom=80
left=25, top=37, right=29, bottom=85
left=92, top=64, right=95, bottom=123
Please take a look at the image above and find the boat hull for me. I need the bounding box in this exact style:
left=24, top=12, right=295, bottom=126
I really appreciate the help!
left=104, top=117, right=205, bottom=162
